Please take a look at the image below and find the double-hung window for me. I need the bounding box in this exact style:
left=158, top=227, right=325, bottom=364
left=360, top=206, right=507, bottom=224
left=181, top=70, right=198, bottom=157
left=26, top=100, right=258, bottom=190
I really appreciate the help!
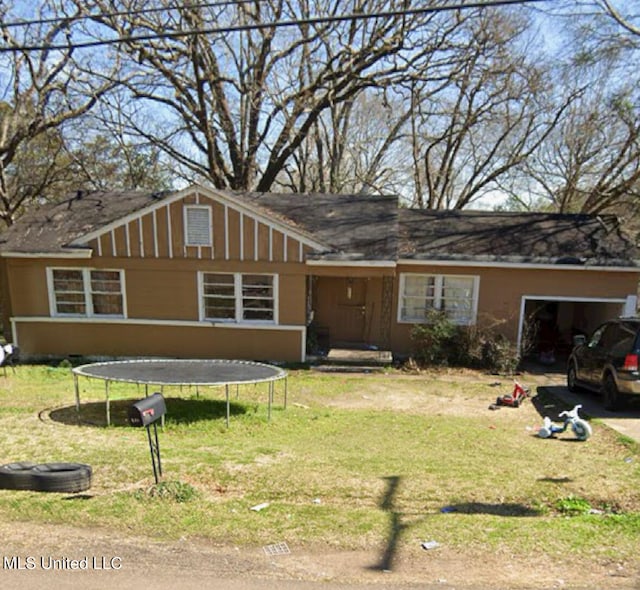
left=399, top=273, right=478, bottom=325
left=48, top=268, right=125, bottom=317
left=200, top=273, right=276, bottom=323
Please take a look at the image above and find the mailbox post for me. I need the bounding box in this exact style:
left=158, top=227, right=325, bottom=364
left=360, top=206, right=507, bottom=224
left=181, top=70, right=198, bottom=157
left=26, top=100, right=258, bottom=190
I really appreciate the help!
left=128, top=393, right=166, bottom=484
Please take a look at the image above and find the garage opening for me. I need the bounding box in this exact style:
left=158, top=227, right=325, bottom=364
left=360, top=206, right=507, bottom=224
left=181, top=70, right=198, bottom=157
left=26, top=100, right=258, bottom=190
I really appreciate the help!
left=517, top=296, right=635, bottom=364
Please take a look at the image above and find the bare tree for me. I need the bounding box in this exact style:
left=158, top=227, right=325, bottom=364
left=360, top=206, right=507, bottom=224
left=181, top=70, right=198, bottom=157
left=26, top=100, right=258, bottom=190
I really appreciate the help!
left=0, top=0, right=122, bottom=226
left=523, top=85, right=640, bottom=215
left=406, top=10, right=570, bottom=210
left=72, top=0, right=473, bottom=193
left=276, top=89, right=413, bottom=195
left=515, top=4, right=640, bottom=217
left=598, top=0, right=640, bottom=38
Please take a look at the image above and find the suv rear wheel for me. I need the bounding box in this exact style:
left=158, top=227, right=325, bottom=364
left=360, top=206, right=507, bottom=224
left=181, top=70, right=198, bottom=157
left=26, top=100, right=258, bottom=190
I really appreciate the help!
left=603, top=374, right=623, bottom=411
left=567, top=365, right=581, bottom=393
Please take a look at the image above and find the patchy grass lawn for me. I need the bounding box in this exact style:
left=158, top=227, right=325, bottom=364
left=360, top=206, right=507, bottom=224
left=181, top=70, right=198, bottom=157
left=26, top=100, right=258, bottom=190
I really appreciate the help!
left=0, top=364, right=638, bottom=566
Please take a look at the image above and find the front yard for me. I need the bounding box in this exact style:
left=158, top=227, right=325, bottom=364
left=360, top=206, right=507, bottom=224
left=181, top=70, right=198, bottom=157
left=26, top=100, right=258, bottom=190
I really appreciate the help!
left=0, top=364, right=638, bottom=586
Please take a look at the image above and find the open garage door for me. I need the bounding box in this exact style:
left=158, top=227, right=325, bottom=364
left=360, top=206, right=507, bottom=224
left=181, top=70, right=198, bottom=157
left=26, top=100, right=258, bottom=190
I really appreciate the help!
left=517, top=295, right=637, bottom=362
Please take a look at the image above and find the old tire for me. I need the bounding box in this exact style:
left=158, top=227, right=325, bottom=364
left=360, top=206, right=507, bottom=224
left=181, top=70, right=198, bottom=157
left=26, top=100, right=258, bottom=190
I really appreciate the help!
left=0, top=462, right=37, bottom=490
left=30, top=463, right=92, bottom=493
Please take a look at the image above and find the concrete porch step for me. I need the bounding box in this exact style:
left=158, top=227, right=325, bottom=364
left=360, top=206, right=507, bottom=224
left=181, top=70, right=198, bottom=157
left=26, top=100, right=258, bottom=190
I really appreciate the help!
left=325, top=348, right=393, bottom=366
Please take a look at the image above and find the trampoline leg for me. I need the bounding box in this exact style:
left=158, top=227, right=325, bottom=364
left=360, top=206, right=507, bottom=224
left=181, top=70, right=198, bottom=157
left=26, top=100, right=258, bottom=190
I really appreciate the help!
left=225, top=384, right=230, bottom=428
left=74, top=374, right=80, bottom=414
left=105, top=381, right=111, bottom=427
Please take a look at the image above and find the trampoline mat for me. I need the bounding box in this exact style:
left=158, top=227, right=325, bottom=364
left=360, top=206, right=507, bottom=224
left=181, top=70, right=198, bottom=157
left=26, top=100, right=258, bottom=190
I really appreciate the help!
left=73, top=359, right=286, bottom=386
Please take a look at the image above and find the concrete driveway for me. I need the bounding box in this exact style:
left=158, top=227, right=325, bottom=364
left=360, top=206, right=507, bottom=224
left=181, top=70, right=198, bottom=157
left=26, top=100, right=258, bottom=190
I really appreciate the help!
left=525, top=365, right=640, bottom=444
left=543, top=384, right=640, bottom=443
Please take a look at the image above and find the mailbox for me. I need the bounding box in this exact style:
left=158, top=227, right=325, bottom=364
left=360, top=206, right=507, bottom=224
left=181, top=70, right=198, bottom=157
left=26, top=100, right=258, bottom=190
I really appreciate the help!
left=128, top=393, right=166, bottom=427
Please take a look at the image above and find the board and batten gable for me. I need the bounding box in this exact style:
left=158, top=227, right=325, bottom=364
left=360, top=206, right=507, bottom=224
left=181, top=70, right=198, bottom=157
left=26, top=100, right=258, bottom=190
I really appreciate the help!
left=81, top=189, right=319, bottom=264
left=7, top=187, right=327, bottom=362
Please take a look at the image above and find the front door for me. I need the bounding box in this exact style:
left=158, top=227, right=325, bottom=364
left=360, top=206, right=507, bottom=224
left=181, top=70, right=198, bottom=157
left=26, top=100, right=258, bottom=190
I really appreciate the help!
left=314, top=277, right=368, bottom=346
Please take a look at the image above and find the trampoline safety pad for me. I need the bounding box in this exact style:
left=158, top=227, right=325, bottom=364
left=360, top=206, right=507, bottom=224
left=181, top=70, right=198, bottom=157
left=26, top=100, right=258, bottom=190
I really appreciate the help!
left=72, top=359, right=288, bottom=427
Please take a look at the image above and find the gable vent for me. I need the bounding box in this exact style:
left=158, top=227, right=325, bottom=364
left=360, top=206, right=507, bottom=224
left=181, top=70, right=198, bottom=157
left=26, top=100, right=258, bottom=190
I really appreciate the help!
left=185, top=205, right=212, bottom=246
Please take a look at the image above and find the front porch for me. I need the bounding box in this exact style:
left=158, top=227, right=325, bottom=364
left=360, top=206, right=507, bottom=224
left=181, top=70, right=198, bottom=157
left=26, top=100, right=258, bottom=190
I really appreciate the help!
left=307, top=273, right=396, bottom=355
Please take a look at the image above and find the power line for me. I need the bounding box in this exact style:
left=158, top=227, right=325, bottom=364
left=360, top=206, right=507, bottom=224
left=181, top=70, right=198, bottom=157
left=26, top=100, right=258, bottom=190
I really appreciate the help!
left=0, top=0, right=254, bottom=30
left=0, top=0, right=549, bottom=53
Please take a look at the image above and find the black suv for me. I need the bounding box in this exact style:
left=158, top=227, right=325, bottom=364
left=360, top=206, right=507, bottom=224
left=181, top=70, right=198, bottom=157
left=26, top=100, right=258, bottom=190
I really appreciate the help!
left=567, top=317, right=640, bottom=410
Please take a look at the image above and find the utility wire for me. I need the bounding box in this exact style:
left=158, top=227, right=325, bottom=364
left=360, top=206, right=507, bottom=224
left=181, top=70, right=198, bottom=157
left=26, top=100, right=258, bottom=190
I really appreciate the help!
left=0, top=0, right=254, bottom=30
left=0, top=0, right=549, bottom=53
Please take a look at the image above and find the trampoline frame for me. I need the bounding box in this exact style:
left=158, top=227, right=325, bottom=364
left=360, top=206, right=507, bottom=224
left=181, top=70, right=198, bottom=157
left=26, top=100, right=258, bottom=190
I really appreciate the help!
left=72, top=359, right=288, bottom=427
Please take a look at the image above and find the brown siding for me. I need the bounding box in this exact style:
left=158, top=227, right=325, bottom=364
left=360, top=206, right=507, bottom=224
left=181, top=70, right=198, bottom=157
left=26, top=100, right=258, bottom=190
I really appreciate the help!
left=89, top=193, right=314, bottom=264
left=279, top=273, right=307, bottom=325
left=126, top=267, right=199, bottom=320
left=0, top=258, right=11, bottom=338
left=244, top=217, right=256, bottom=261
left=271, top=230, right=284, bottom=262
left=390, top=264, right=640, bottom=355
left=286, top=236, right=301, bottom=263
left=129, top=219, right=142, bottom=258
left=5, top=260, right=51, bottom=316
left=155, top=207, right=170, bottom=258
left=309, top=265, right=395, bottom=278
left=121, top=258, right=308, bottom=323
left=258, top=223, right=270, bottom=260
left=169, top=200, right=184, bottom=257
left=6, top=255, right=308, bottom=362
left=226, top=208, right=240, bottom=260
left=15, top=322, right=303, bottom=362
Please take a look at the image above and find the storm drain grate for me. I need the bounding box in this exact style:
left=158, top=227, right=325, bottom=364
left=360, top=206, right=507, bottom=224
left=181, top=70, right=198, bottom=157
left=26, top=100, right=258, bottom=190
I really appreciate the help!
left=263, top=542, right=290, bottom=556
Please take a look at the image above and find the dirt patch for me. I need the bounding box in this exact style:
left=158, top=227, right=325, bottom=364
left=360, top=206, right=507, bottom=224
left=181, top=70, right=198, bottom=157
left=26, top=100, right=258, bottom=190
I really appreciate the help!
left=0, top=520, right=636, bottom=589
left=320, top=368, right=543, bottom=417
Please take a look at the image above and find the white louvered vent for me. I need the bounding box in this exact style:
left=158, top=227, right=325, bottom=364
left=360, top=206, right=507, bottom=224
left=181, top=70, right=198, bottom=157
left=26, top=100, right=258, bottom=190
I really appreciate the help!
left=185, top=206, right=212, bottom=246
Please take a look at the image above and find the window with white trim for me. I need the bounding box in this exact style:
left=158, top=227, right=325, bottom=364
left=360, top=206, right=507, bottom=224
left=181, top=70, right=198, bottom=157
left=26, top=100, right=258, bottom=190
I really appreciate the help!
left=201, top=272, right=276, bottom=323
left=399, top=273, right=478, bottom=325
left=184, top=205, right=212, bottom=246
left=48, top=268, right=125, bottom=317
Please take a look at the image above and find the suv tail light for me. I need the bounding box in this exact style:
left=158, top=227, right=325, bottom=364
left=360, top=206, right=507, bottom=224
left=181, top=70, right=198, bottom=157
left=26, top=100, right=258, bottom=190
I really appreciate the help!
left=623, top=354, right=639, bottom=372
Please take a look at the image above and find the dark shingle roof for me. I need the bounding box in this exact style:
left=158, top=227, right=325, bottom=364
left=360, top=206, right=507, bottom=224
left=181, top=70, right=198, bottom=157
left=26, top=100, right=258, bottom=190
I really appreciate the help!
left=0, top=190, right=166, bottom=254
left=399, top=209, right=639, bottom=266
left=0, top=186, right=638, bottom=267
left=238, top=192, right=398, bottom=260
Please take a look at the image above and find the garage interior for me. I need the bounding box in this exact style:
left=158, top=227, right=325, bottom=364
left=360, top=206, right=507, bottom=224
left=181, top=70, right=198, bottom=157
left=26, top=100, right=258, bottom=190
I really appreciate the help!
left=519, top=298, right=628, bottom=364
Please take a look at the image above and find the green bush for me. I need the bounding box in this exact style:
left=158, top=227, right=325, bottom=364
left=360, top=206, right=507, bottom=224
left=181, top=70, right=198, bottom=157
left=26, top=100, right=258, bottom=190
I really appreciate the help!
left=410, top=309, right=458, bottom=366
left=410, top=312, right=520, bottom=374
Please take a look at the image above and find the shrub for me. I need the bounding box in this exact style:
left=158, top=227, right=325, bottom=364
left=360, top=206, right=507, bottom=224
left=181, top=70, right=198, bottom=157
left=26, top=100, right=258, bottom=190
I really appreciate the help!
left=410, top=309, right=458, bottom=366
left=410, top=312, right=520, bottom=374
left=481, top=333, right=520, bottom=375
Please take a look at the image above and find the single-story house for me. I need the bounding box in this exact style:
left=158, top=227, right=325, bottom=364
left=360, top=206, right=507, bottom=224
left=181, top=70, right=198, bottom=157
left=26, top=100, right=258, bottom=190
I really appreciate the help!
left=0, top=184, right=638, bottom=362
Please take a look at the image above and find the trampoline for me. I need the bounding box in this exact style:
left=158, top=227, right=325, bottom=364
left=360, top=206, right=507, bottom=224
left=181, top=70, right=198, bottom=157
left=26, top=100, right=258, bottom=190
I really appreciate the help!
left=72, top=359, right=288, bottom=427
